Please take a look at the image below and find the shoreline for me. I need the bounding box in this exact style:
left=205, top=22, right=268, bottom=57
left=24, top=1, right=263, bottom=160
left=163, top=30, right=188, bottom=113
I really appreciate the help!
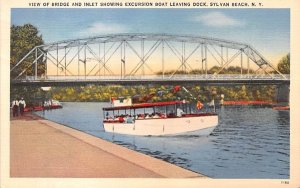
left=10, top=113, right=207, bottom=178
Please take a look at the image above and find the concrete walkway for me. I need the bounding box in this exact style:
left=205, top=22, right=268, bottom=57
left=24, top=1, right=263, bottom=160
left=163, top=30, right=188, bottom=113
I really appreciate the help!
left=10, top=114, right=207, bottom=178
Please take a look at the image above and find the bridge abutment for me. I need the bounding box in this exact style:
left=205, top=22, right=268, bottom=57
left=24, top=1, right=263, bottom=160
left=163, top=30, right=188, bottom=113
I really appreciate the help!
left=275, top=84, right=289, bottom=104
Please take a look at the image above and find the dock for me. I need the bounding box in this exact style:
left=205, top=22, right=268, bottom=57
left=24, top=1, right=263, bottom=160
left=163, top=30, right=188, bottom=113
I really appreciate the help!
left=10, top=114, right=207, bottom=178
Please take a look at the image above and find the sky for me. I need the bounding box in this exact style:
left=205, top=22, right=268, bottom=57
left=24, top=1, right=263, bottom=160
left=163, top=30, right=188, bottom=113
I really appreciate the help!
left=11, top=8, right=290, bottom=66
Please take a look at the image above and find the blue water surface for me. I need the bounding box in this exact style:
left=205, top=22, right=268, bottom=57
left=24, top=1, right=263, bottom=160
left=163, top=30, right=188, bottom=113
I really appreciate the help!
left=35, top=102, right=290, bottom=178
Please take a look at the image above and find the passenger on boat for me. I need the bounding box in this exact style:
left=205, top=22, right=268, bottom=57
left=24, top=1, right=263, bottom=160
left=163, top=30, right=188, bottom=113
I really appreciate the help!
left=160, top=113, right=166, bottom=118
left=177, top=108, right=184, bottom=117
left=118, top=116, right=125, bottom=123
left=153, top=113, right=160, bottom=119
left=126, top=115, right=134, bottom=123
left=105, top=113, right=112, bottom=120
left=138, top=114, right=145, bottom=119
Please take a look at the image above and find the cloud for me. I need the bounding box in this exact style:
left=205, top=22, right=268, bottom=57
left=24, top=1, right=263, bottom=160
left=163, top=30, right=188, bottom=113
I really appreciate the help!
left=77, top=22, right=129, bottom=37
left=193, top=12, right=245, bottom=27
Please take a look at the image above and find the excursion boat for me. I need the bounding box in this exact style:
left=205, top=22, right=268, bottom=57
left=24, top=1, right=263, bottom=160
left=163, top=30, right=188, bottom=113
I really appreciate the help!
left=102, top=98, right=218, bottom=136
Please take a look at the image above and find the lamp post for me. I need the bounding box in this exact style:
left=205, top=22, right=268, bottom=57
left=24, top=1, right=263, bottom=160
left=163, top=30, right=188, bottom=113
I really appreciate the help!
left=41, top=87, right=51, bottom=109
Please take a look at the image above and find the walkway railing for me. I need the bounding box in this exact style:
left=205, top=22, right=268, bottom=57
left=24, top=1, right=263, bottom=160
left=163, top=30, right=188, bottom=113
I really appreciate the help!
left=20, top=74, right=290, bottom=82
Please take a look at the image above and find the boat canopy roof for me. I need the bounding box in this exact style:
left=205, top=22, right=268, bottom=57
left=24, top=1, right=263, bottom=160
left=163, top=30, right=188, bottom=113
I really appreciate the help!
left=103, top=101, right=185, bottom=111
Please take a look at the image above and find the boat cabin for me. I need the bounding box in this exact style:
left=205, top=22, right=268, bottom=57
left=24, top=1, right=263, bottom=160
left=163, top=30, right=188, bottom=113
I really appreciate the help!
left=103, top=100, right=212, bottom=123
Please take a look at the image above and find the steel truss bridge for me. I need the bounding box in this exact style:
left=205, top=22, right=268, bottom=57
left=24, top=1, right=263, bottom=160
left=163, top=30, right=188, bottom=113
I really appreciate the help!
left=11, top=33, right=289, bottom=86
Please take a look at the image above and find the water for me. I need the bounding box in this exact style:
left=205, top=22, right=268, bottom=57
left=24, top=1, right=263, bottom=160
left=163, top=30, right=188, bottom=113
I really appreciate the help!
left=35, top=102, right=290, bottom=178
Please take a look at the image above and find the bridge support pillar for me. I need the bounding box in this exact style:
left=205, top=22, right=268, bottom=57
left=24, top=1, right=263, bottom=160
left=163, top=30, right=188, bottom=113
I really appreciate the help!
left=275, top=84, right=289, bottom=105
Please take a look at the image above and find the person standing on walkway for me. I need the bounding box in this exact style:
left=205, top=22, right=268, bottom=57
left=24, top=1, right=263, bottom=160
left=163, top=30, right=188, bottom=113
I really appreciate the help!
left=19, top=98, right=26, bottom=116
left=11, top=99, right=19, bottom=117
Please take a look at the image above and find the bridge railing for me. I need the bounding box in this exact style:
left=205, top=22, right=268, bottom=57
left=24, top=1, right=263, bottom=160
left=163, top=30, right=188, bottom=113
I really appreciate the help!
left=21, top=74, right=290, bottom=81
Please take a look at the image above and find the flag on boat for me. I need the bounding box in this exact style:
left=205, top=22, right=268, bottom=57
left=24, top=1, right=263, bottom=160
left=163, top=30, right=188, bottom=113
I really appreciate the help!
left=173, top=85, right=181, bottom=93
left=110, top=97, right=117, bottom=103
left=196, top=101, right=204, bottom=110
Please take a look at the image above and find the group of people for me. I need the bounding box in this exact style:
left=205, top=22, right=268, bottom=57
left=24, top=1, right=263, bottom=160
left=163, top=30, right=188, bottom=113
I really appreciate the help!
left=105, top=112, right=168, bottom=123
left=136, top=112, right=167, bottom=119
left=11, top=98, right=26, bottom=117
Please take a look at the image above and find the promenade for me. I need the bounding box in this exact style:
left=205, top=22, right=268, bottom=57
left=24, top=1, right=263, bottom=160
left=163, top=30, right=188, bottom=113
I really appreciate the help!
left=10, top=114, right=206, bottom=178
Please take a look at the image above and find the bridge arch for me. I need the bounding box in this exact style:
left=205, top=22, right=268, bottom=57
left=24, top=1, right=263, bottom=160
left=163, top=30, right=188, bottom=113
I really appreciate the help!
left=11, top=33, right=287, bottom=81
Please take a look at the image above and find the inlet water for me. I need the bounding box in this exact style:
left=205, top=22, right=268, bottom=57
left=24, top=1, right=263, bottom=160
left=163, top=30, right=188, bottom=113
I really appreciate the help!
left=35, top=102, right=290, bottom=178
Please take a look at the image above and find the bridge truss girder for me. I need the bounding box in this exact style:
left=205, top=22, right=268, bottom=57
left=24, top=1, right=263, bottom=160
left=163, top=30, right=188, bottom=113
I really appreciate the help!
left=10, top=33, right=287, bottom=80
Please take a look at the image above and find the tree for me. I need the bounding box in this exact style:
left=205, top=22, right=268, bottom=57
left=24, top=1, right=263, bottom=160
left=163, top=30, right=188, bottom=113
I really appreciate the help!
left=238, top=85, right=249, bottom=100
left=277, top=53, right=290, bottom=74
left=11, top=24, right=44, bottom=79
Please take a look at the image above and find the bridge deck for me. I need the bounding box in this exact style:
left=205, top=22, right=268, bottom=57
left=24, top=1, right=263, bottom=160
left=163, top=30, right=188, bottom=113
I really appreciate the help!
left=11, top=74, right=290, bottom=86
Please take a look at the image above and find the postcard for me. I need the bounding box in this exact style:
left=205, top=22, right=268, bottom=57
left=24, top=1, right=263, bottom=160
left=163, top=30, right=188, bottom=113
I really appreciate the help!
left=1, top=0, right=299, bottom=187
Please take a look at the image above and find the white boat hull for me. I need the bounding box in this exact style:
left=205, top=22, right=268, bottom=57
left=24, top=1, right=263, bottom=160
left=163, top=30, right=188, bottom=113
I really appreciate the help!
left=103, top=115, right=218, bottom=136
